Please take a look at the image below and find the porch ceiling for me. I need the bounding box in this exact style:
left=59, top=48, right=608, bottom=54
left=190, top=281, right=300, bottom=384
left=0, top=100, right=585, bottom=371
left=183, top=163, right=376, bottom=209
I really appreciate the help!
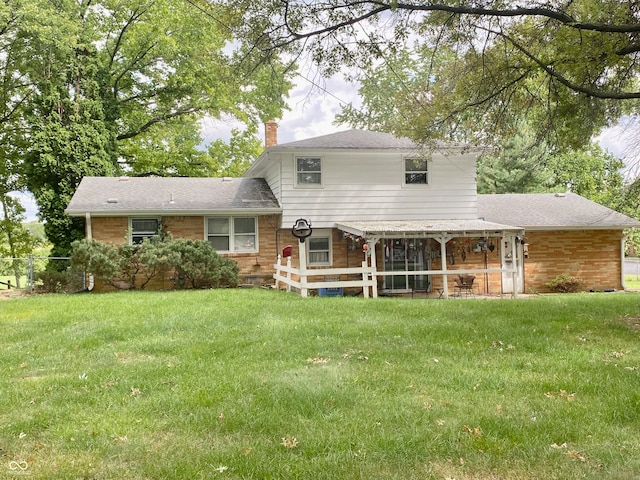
left=336, top=219, right=524, bottom=239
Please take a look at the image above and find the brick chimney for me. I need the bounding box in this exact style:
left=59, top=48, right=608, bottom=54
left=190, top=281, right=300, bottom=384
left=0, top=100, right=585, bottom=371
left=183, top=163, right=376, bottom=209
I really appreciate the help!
left=265, top=120, right=278, bottom=147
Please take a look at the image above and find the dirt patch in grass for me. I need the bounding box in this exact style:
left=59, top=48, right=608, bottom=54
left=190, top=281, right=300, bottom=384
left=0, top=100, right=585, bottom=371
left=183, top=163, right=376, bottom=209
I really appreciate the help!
left=620, top=315, right=640, bottom=330
left=0, top=289, right=27, bottom=300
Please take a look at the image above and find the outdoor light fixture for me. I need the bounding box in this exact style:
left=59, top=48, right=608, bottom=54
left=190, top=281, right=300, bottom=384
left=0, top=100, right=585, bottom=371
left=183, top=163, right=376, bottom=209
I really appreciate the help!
left=291, top=218, right=312, bottom=243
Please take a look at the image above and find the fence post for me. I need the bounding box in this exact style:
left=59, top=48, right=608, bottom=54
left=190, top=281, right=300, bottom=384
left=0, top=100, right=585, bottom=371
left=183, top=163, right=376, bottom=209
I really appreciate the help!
left=362, top=260, right=369, bottom=298
left=274, top=254, right=282, bottom=289
left=28, top=254, right=34, bottom=293
left=286, top=256, right=292, bottom=292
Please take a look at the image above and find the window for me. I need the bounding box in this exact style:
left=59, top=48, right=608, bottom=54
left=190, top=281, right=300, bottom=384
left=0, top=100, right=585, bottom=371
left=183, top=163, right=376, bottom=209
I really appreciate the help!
left=404, top=157, right=429, bottom=185
left=296, top=157, right=322, bottom=186
left=206, top=217, right=257, bottom=253
left=130, top=218, right=160, bottom=244
left=308, top=234, right=331, bottom=266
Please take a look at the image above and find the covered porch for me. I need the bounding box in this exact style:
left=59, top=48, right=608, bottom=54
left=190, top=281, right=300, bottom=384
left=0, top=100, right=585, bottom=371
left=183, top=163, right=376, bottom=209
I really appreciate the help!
left=336, top=219, right=525, bottom=299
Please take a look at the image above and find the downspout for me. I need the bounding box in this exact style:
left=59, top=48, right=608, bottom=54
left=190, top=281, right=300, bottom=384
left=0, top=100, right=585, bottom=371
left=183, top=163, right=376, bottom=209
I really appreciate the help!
left=621, top=230, right=632, bottom=290
left=85, top=212, right=92, bottom=239
left=85, top=212, right=94, bottom=291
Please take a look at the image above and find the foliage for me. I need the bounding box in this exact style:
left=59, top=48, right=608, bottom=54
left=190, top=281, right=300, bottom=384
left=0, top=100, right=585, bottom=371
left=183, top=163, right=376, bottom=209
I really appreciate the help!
left=477, top=137, right=626, bottom=202
left=35, top=269, right=84, bottom=294
left=70, top=239, right=122, bottom=287
left=0, top=0, right=293, bottom=255
left=0, top=194, right=36, bottom=287
left=70, top=238, right=238, bottom=290
left=244, top=0, right=640, bottom=150
left=546, top=273, right=585, bottom=293
left=1, top=290, right=640, bottom=479
left=169, top=239, right=239, bottom=288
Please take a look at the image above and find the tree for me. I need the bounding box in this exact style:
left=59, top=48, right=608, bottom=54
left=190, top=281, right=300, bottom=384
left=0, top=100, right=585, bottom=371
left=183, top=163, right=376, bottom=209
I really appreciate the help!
left=2, top=0, right=293, bottom=255
left=242, top=0, right=640, bottom=149
left=0, top=195, right=35, bottom=288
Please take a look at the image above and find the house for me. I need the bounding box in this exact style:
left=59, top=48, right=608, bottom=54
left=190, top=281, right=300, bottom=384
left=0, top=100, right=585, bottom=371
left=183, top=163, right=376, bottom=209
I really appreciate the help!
left=65, top=125, right=640, bottom=295
left=478, top=193, right=639, bottom=293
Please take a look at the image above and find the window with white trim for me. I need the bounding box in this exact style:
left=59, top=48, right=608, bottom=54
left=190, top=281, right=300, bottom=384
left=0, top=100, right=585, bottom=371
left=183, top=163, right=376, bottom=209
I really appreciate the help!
left=307, top=234, right=331, bottom=266
left=296, top=157, right=322, bottom=186
left=130, top=218, right=160, bottom=245
left=404, top=157, right=429, bottom=185
left=206, top=217, right=257, bottom=253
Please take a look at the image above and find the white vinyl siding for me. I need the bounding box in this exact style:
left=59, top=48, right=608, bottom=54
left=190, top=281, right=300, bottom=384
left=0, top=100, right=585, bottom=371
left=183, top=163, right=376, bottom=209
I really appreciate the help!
left=206, top=217, right=257, bottom=253
left=276, top=150, right=478, bottom=228
left=130, top=218, right=160, bottom=244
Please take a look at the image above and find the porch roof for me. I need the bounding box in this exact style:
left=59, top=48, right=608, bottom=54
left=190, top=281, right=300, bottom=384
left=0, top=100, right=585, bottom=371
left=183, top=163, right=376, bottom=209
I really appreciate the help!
left=336, top=219, right=524, bottom=238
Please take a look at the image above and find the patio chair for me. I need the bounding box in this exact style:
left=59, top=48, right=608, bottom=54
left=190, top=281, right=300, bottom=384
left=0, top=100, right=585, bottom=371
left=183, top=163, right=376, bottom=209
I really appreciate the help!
left=454, top=274, right=476, bottom=297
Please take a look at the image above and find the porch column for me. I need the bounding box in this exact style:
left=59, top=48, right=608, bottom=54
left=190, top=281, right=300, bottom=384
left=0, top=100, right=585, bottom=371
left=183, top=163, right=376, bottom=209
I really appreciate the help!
left=368, top=237, right=379, bottom=298
left=438, top=234, right=450, bottom=299
left=511, top=235, right=519, bottom=298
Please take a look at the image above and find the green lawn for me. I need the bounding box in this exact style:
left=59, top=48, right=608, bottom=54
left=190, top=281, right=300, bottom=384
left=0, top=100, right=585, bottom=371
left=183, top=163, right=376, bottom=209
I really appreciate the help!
left=625, top=274, right=640, bottom=290
left=1, top=290, right=639, bottom=479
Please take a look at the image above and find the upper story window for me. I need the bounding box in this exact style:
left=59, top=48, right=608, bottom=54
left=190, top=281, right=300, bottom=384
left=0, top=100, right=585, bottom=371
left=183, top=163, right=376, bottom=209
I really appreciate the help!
left=404, top=157, right=429, bottom=185
left=207, top=216, right=257, bottom=253
left=296, top=157, right=322, bottom=186
left=130, top=218, right=160, bottom=244
left=307, top=233, right=332, bottom=266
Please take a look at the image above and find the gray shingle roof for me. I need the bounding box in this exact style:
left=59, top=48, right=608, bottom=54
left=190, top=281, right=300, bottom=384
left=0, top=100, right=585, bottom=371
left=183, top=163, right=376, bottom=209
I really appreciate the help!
left=274, top=129, right=465, bottom=150
left=65, top=177, right=281, bottom=215
left=478, top=193, right=640, bottom=229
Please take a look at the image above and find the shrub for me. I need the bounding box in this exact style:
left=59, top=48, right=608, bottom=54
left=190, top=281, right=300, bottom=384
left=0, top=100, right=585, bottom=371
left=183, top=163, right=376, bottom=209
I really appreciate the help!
left=545, top=273, right=584, bottom=293
left=36, top=270, right=73, bottom=293
left=168, top=239, right=238, bottom=289
left=70, top=238, right=238, bottom=290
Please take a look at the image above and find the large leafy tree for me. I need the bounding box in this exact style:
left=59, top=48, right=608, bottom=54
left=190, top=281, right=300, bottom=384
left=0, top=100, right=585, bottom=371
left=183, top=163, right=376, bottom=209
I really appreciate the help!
left=242, top=0, right=640, bottom=149
left=2, top=0, right=292, bottom=255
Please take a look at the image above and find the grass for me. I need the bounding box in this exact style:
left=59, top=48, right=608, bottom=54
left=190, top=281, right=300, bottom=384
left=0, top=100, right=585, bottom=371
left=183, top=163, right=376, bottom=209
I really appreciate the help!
left=625, top=274, right=640, bottom=290
left=1, top=289, right=639, bottom=479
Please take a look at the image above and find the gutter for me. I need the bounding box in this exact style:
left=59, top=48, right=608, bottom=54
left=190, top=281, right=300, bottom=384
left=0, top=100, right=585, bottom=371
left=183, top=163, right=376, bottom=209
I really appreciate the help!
left=622, top=229, right=634, bottom=290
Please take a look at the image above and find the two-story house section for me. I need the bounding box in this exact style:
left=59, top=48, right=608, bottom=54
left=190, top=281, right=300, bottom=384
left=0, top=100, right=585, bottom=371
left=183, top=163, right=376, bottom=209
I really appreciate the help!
left=244, top=127, right=525, bottom=296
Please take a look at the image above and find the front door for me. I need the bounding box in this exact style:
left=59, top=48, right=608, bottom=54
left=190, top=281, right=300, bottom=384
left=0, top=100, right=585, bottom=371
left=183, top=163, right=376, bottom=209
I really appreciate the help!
left=501, top=238, right=524, bottom=294
left=383, top=239, right=431, bottom=292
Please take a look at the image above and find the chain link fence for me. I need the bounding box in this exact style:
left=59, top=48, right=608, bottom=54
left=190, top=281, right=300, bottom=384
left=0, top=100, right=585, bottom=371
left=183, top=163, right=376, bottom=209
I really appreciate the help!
left=0, top=256, right=86, bottom=293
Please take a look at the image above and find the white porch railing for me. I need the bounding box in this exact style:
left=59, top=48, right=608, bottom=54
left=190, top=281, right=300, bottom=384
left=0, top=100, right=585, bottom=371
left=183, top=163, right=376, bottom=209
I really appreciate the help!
left=273, top=255, right=377, bottom=297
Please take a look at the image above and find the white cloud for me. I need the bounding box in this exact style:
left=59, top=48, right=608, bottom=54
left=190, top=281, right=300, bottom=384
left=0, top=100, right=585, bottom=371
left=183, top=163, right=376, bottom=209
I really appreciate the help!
left=273, top=74, right=360, bottom=144
left=8, top=191, right=38, bottom=222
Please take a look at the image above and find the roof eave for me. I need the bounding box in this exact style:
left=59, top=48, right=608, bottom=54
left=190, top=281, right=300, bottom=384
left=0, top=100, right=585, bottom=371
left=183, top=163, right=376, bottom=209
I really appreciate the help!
left=520, top=225, right=640, bottom=231
left=65, top=208, right=282, bottom=217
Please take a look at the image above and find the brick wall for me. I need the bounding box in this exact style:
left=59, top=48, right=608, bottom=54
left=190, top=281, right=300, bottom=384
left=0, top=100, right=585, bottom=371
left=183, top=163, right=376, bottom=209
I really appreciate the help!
left=91, top=217, right=129, bottom=244
left=293, top=229, right=625, bottom=295
left=523, top=230, right=624, bottom=292
left=88, top=214, right=282, bottom=289
left=88, top=220, right=626, bottom=294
